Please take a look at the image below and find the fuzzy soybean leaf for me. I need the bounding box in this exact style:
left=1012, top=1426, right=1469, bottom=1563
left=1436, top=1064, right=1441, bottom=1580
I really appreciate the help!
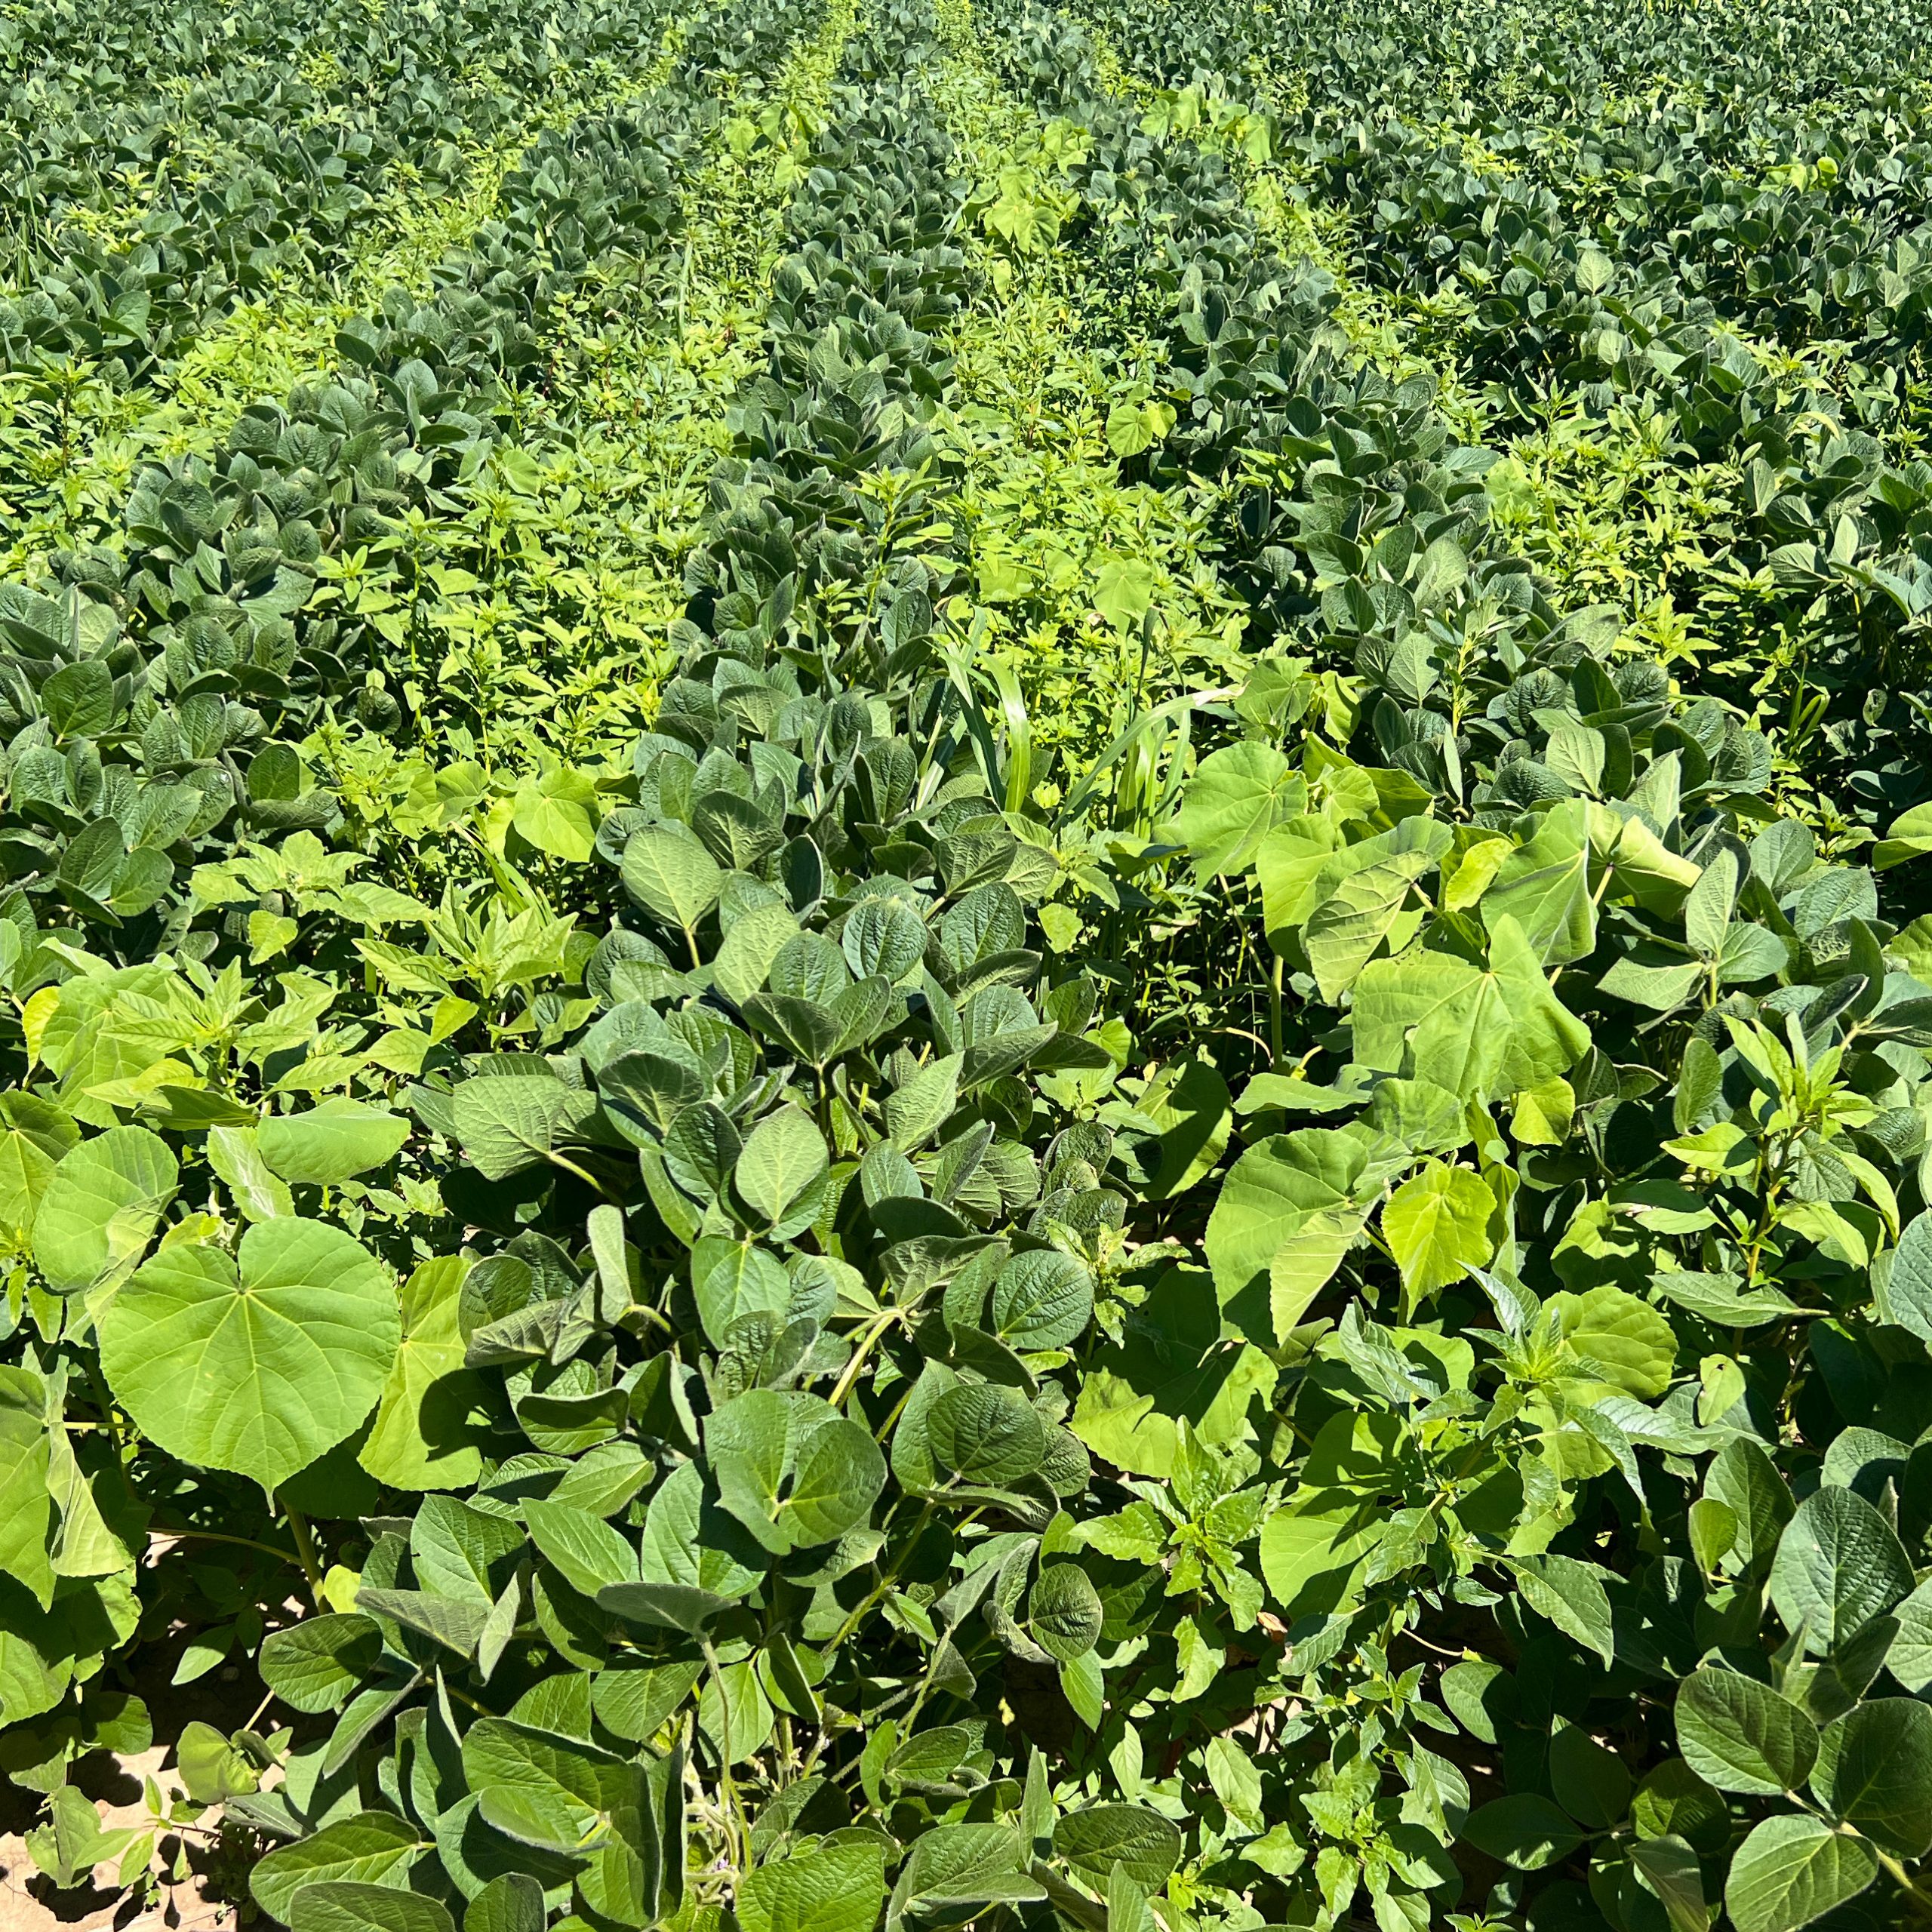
left=1769, top=1487, right=1912, bottom=1655
left=740, top=1840, right=885, bottom=1932
left=622, top=826, right=722, bottom=943
left=1675, top=1669, right=1818, bottom=1795
left=460, top=1718, right=618, bottom=1851
left=1029, top=1563, right=1102, bottom=1663
left=734, top=1107, right=828, bottom=1230
left=929, top=1383, right=1044, bottom=1485
left=990, top=1250, right=1093, bottom=1351
left=258, top=1615, right=381, bottom=1715
left=291, top=1881, right=455, bottom=1932
left=1052, top=1804, right=1183, bottom=1887
left=451, top=1075, right=597, bottom=1183
left=1461, top=1795, right=1586, bottom=1870
left=1811, top=1698, right=1932, bottom=1854
left=463, top=1876, right=544, bottom=1932
left=1722, top=1814, right=1878, bottom=1932
left=691, top=1238, right=791, bottom=1350
left=251, top=1811, right=428, bottom=1923
left=98, top=1219, right=399, bottom=1494
left=785, top=1415, right=886, bottom=1546
left=522, top=1500, right=636, bottom=1599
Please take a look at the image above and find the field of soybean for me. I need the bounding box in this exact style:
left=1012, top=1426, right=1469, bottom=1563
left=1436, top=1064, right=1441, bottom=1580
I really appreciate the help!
left=4, top=2, right=1932, bottom=1929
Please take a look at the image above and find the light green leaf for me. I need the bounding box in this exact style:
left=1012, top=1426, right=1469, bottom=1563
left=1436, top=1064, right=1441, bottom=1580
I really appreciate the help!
left=360, top=1257, right=489, bottom=1491
left=32, top=1125, right=178, bottom=1297
left=1381, top=1160, right=1494, bottom=1306
left=1723, top=1814, right=1877, bottom=1932
left=251, top=1811, right=428, bottom=1923
left=257, top=1100, right=410, bottom=1187
left=98, top=1220, right=399, bottom=1494
left=739, top=1841, right=885, bottom=1932
left=622, top=826, right=722, bottom=940
left=1174, top=745, right=1306, bottom=875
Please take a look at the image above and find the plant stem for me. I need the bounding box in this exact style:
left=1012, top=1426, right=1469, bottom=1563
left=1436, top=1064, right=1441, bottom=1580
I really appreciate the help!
left=281, top=1502, right=324, bottom=1603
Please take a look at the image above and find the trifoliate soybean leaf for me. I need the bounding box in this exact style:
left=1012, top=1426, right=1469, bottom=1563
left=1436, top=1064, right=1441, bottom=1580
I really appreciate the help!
left=1549, top=1721, right=1632, bottom=1829
left=1461, top=1795, right=1586, bottom=1870
left=590, top=1657, right=704, bottom=1744
left=251, top=1810, right=428, bottom=1923
left=32, top=1125, right=177, bottom=1296
left=291, top=1879, right=456, bottom=1932
left=1723, top=1814, right=1878, bottom=1932
left=597, top=1580, right=731, bottom=1636
left=1770, top=1487, right=1912, bottom=1656
left=258, top=1101, right=410, bottom=1187
left=522, top=1500, right=636, bottom=1600
left=885, top=1054, right=961, bottom=1153
left=663, top=1104, right=742, bottom=1202
left=1883, top=1210, right=1932, bottom=1346
left=990, top=1250, right=1093, bottom=1351
left=740, top=1840, right=885, bottom=1932
left=638, top=1460, right=762, bottom=1598
left=352, top=1589, right=488, bottom=1658
left=1029, top=1563, right=1103, bottom=1662
left=0, top=1370, right=51, bottom=1610
left=411, top=1494, right=522, bottom=1605
left=1052, top=1805, right=1183, bottom=1887
left=734, top=1107, right=828, bottom=1230
left=1704, top=1437, right=1793, bottom=1571
left=842, top=898, right=928, bottom=983
left=930, top=1382, right=1044, bottom=1486
left=463, top=1876, right=544, bottom=1932
left=786, top=1416, right=885, bottom=1549
left=451, top=1076, right=598, bottom=1183
left=1811, top=1698, right=1932, bottom=1854
left=461, top=1718, right=623, bottom=1853
left=1625, top=1834, right=1708, bottom=1932
left=691, top=1238, right=791, bottom=1351
left=1890, top=1579, right=1932, bottom=1692
left=98, top=1219, right=399, bottom=1494
left=1675, top=1669, right=1818, bottom=1795
left=892, top=1823, right=1037, bottom=1918
left=258, top=1614, right=381, bottom=1715
left=622, top=826, right=722, bottom=940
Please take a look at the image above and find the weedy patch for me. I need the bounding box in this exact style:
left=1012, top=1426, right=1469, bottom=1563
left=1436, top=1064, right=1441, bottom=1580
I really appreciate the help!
left=3, top=1, right=1932, bottom=1931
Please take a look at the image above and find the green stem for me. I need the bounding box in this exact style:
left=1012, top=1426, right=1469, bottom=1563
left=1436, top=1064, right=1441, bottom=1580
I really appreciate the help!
left=149, top=1527, right=303, bottom=1568
left=281, top=1502, right=325, bottom=1603
left=700, top=1638, right=749, bottom=1879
